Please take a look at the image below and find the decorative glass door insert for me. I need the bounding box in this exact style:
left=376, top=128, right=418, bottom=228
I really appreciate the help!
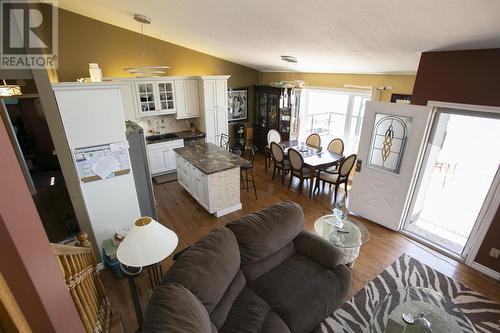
left=367, top=113, right=412, bottom=174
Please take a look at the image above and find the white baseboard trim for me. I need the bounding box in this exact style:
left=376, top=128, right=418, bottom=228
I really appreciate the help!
left=96, top=262, right=105, bottom=272
left=214, top=203, right=242, bottom=217
left=470, top=261, right=500, bottom=280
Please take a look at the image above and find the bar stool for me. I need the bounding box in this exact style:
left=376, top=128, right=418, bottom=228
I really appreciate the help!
left=241, top=145, right=257, bottom=199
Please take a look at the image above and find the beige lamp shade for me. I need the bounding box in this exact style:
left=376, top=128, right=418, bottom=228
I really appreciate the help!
left=117, top=217, right=178, bottom=267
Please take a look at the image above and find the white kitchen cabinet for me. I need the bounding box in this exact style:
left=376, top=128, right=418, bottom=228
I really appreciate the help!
left=135, top=80, right=176, bottom=117
left=204, top=109, right=217, bottom=144
left=191, top=166, right=204, bottom=205
left=147, top=139, right=184, bottom=176
left=198, top=76, right=230, bottom=145
left=176, top=156, right=193, bottom=193
left=215, top=80, right=227, bottom=107
left=175, top=79, right=200, bottom=119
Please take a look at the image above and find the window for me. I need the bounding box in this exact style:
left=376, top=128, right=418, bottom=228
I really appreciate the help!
left=298, top=88, right=370, bottom=154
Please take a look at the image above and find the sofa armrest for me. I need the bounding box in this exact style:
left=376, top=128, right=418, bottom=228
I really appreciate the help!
left=293, top=231, right=344, bottom=268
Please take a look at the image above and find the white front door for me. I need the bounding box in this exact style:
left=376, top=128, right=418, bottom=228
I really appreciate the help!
left=348, top=101, right=433, bottom=230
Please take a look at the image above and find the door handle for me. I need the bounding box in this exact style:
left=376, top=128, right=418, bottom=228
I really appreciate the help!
left=356, top=160, right=362, bottom=172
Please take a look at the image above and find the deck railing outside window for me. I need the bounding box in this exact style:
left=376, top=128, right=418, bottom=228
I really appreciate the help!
left=299, top=88, right=369, bottom=154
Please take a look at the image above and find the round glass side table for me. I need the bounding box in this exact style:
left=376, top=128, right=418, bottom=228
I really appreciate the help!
left=314, top=215, right=370, bottom=267
left=369, top=287, right=476, bottom=333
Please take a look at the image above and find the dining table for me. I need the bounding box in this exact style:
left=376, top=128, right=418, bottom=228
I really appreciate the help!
left=280, top=139, right=344, bottom=197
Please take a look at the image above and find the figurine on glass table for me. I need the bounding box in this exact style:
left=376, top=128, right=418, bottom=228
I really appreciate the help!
left=332, top=194, right=349, bottom=230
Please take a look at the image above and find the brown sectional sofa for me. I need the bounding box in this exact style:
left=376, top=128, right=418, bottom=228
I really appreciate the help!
left=143, top=201, right=351, bottom=333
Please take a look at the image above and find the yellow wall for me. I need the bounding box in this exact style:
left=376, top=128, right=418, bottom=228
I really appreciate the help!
left=55, top=9, right=416, bottom=132
left=261, top=72, right=416, bottom=101
left=56, top=9, right=260, bottom=130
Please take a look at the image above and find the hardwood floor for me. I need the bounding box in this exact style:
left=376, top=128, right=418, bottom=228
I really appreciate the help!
left=103, top=154, right=500, bottom=333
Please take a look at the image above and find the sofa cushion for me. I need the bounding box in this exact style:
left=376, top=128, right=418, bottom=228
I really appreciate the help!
left=249, top=254, right=352, bottom=333
left=164, top=227, right=240, bottom=313
left=210, top=270, right=246, bottom=329
left=142, top=283, right=212, bottom=333
left=219, top=287, right=290, bottom=333
left=293, top=230, right=345, bottom=268
left=241, top=242, right=295, bottom=283
left=249, top=254, right=323, bottom=306
left=226, top=201, right=304, bottom=264
left=261, top=311, right=291, bottom=333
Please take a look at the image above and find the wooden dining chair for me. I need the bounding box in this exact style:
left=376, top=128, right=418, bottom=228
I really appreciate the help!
left=327, top=138, right=344, bottom=155
left=265, top=129, right=281, bottom=173
left=288, top=148, right=314, bottom=197
left=306, top=133, right=321, bottom=148
left=240, top=144, right=257, bottom=199
left=315, top=154, right=357, bottom=204
left=220, top=133, right=230, bottom=150
left=324, top=138, right=345, bottom=172
left=270, top=142, right=290, bottom=185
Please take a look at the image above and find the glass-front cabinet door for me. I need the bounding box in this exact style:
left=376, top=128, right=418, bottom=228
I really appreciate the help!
left=158, top=81, right=175, bottom=112
left=256, top=89, right=268, bottom=128
left=268, top=93, right=278, bottom=130
left=137, top=82, right=158, bottom=113
left=135, top=80, right=177, bottom=116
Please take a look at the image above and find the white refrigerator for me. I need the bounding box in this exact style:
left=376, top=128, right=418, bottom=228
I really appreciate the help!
left=52, top=82, right=141, bottom=256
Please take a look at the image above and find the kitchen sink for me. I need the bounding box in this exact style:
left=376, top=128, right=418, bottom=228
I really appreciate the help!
left=146, top=133, right=179, bottom=143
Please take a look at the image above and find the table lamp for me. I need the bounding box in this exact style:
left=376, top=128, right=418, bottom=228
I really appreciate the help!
left=117, top=217, right=178, bottom=328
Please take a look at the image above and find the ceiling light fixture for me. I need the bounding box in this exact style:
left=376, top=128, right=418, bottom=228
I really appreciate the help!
left=280, top=55, right=298, bottom=63
left=0, top=80, right=22, bottom=97
left=269, top=56, right=304, bottom=89
left=123, top=14, right=170, bottom=76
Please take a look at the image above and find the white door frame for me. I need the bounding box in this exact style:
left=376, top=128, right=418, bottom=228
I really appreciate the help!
left=424, top=101, right=500, bottom=279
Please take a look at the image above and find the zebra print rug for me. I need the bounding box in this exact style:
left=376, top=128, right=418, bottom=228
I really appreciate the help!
left=320, top=254, right=500, bottom=333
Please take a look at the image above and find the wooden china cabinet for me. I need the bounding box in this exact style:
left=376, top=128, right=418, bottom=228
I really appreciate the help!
left=253, top=85, right=292, bottom=152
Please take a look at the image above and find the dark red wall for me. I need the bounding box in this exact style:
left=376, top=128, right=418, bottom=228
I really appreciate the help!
left=0, top=115, right=84, bottom=332
left=412, top=49, right=500, bottom=107
left=412, top=48, right=500, bottom=273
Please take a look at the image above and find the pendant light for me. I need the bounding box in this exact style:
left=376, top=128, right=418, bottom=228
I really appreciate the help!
left=123, top=14, right=170, bottom=76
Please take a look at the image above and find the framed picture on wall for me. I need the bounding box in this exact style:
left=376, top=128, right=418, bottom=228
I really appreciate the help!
left=390, top=93, right=412, bottom=104
left=228, top=88, right=248, bottom=122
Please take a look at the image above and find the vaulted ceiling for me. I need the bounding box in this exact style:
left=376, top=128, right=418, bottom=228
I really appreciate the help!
left=58, top=0, right=500, bottom=74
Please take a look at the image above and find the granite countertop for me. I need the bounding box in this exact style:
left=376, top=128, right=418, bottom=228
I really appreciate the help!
left=174, top=141, right=247, bottom=174
left=146, top=130, right=205, bottom=145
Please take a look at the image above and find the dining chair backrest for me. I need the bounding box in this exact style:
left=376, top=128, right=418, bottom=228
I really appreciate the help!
left=287, top=148, right=304, bottom=171
left=327, top=138, right=344, bottom=155
left=267, top=129, right=281, bottom=145
left=270, top=142, right=285, bottom=163
left=306, top=133, right=321, bottom=148
left=339, top=154, right=357, bottom=178
left=220, top=133, right=230, bottom=150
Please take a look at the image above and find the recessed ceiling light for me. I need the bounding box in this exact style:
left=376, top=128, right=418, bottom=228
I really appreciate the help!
left=281, top=55, right=298, bottom=63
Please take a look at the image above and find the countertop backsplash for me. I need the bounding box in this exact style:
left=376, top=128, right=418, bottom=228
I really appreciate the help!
left=136, top=115, right=196, bottom=136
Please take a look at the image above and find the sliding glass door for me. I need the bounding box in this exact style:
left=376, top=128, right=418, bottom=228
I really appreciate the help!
left=298, top=88, right=370, bottom=153
left=404, top=109, right=500, bottom=257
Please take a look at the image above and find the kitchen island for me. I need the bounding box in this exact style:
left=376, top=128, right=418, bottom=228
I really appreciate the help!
left=174, top=141, right=246, bottom=217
